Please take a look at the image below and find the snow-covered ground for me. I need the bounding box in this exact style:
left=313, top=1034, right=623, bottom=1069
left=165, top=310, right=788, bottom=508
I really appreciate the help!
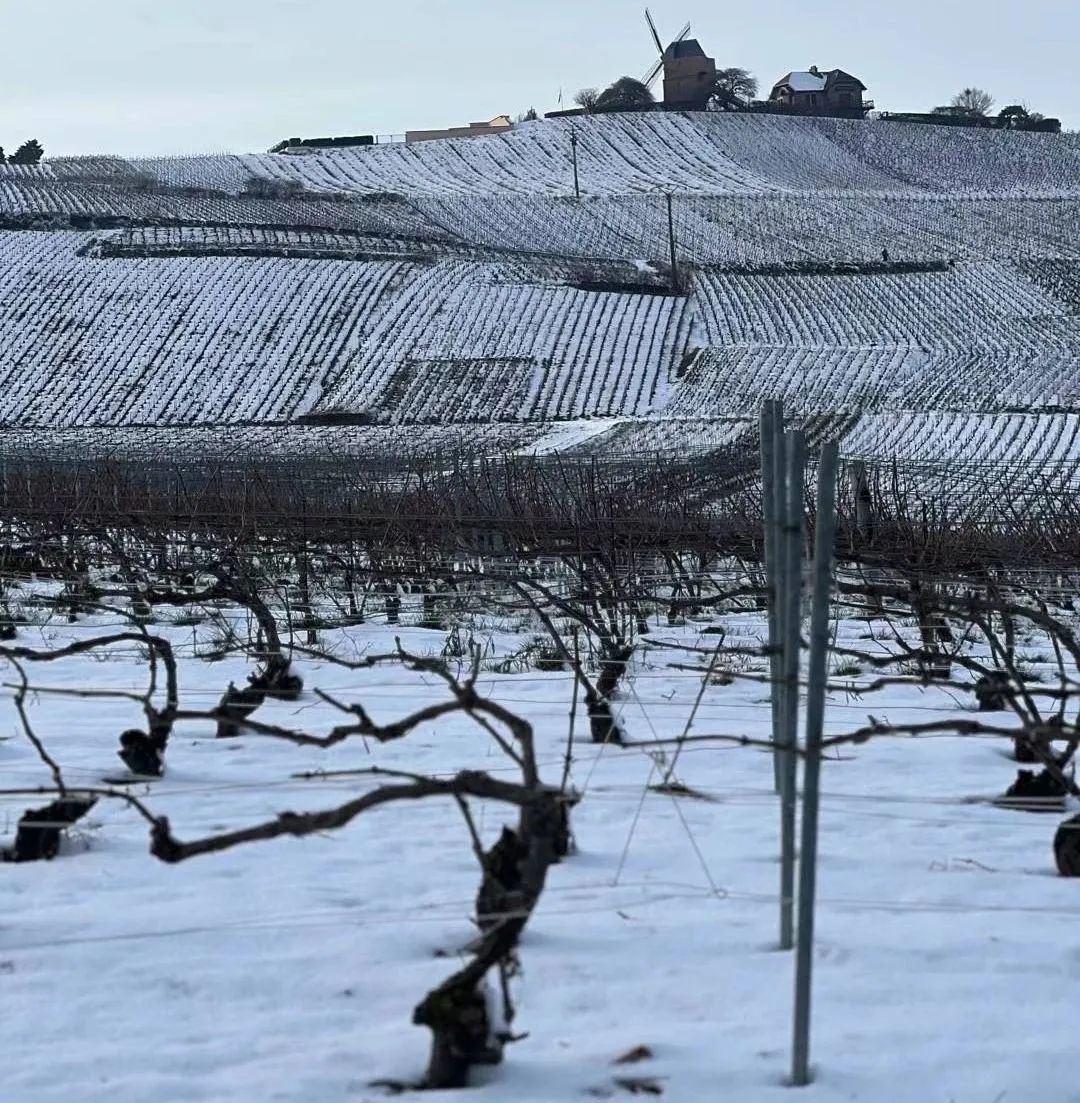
left=4, top=607, right=1076, bottom=1102
left=111, top=115, right=1080, bottom=199
left=0, top=233, right=1075, bottom=432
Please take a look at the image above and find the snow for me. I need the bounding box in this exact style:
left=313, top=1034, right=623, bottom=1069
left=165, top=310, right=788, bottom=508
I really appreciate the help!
left=0, top=244, right=689, bottom=426
left=516, top=417, right=627, bottom=454
left=3, top=115, right=1074, bottom=204
left=1, top=105, right=1079, bottom=1102
left=4, top=607, right=1079, bottom=1102
left=206, top=114, right=1080, bottom=199
left=0, top=229, right=1075, bottom=438
left=782, top=73, right=828, bottom=93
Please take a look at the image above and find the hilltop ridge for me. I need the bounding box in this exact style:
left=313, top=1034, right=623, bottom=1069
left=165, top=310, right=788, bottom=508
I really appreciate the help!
left=44, top=113, right=1080, bottom=198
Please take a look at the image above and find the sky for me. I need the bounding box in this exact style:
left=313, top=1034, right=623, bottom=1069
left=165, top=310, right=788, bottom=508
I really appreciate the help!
left=3, top=0, right=1076, bottom=156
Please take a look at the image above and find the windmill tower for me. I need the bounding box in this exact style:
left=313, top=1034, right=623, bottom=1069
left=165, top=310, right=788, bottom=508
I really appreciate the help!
left=642, top=9, right=717, bottom=111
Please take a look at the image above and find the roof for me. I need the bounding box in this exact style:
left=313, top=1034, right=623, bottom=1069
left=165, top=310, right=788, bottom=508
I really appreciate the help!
left=770, top=69, right=867, bottom=96
left=665, top=38, right=707, bottom=60
left=824, top=70, right=867, bottom=91
left=775, top=71, right=827, bottom=93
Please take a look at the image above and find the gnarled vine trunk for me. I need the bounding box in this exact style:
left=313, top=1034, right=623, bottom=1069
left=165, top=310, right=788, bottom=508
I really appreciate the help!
left=414, top=793, right=562, bottom=1089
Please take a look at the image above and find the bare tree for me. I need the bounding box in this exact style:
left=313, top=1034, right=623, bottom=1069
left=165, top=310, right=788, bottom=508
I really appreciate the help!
left=511, top=574, right=633, bottom=745
left=949, top=87, right=995, bottom=116
left=157, top=645, right=572, bottom=1089
left=573, top=87, right=600, bottom=113
left=3, top=631, right=576, bottom=1089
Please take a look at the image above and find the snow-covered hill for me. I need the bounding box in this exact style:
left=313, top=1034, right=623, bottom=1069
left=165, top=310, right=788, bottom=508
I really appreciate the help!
left=54, top=114, right=1079, bottom=199
left=0, top=112, right=1078, bottom=492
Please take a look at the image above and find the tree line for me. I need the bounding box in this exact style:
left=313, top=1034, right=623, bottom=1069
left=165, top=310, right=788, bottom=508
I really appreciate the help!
left=0, top=139, right=45, bottom=165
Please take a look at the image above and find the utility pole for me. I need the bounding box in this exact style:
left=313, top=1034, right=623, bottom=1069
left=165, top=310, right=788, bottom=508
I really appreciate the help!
left=665, top=191, right=678, bottom=291
left=570, top=129, right=580, bottom=199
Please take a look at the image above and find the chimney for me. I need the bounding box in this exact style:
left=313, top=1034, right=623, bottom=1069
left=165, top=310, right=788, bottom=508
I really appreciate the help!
left=809, top=65, right=819, bottom=75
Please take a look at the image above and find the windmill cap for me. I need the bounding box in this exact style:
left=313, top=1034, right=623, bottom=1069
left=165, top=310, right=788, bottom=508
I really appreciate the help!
left=665, top=39, right=707, bottom=60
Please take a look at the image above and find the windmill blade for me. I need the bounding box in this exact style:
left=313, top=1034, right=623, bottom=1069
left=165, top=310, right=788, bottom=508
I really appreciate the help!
left=673, top=20, right=692, bottom=44
left=644, top=8, right=664, bottom=55
left=642, top=58, right=665, bottom=89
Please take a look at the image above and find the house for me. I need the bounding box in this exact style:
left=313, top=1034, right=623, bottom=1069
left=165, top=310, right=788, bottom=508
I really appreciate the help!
left=405, top=116, right=512, bottom=144
left=768, top=67, right=871, bottom=118
left=662, top=39, right=717, bottom=110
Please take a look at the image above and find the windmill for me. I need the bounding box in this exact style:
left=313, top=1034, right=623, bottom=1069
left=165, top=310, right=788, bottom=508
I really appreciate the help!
left=641, top=10, right=692, bottom=93
left=641, top=9, right=717, bottom=110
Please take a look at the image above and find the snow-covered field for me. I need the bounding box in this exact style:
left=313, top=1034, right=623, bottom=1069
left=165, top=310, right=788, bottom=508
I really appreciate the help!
left=113, top=114, right=1080, bottom=198
left=0, top=114, right=1075, bottom=505
left=0, top=234, right=1075, bottom=432
left=4, top=604, right=1078, bottom=1102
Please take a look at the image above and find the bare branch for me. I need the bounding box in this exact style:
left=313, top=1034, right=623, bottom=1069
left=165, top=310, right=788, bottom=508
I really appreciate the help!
left=5, top=657, right=66, bottom=795
left=150, top=769, right=542, bottom=863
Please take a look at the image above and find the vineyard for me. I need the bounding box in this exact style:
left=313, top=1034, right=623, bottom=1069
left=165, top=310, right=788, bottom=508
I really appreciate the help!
left=96, top=114, right=1080, bottom=198
left=9, top=112, right=1080, bottom=1103
left=0, top=236, right=1074, bottom=435
left=0, top=113, right=1072, bottom=507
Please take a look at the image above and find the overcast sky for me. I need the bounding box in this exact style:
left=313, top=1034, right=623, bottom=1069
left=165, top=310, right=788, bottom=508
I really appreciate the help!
left=4, top=0, right=1076, bottom=156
